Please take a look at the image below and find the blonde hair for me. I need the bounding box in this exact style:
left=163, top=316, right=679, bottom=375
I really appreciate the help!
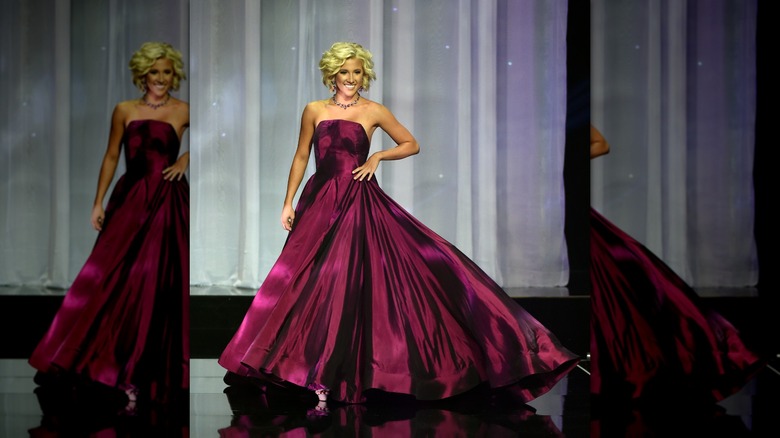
left=129, top=42, right=187, bottom=92
left=319, top=42, right=376, bottom=91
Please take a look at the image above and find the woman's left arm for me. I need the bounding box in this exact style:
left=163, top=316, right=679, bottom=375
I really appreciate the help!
left=163, top=102, right=190, bottom=181
left=352, top=104, right=419, bottom=181
left=164, top=151, right=189, bottom=181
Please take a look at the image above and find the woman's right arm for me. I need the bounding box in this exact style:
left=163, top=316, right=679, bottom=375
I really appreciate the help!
left=281, top=103, right=316, bottom=231
left=91, top=104, right=126, bottom=231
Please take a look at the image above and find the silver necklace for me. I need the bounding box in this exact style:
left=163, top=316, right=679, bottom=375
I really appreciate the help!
left=142, top=94, right=170, bottom=110
left=332, top=93, right=360, bottom=110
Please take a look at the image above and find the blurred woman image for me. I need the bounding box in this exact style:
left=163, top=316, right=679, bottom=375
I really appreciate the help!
left=28, top=41, right=190, bottom=415
left=589, top=125, right=765, bottom=406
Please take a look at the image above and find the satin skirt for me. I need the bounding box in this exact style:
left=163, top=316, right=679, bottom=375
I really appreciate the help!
left=220, top=169, right=579, bottom=404
left=29, top=120, right=189, bottom=403
left=590, top=207, right=764, bottom=401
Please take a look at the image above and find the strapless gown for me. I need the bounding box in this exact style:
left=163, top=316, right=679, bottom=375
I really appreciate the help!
left=219, top=119, right=580, bottom=404
left=589, top=207, right=765, bottom=401
left=29, top=119, right=189, bottom=403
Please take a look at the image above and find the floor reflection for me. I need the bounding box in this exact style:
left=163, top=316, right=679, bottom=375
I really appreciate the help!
left=217, top=383, right=566, bottom=437
left=29, top=378, right=188, bottom=437
left=591, top=394, right=754, bottom=438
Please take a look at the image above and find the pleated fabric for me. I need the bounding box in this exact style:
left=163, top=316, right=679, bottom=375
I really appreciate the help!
left=219, top=119, right=579, bottom=403
left=29, top=119, right=189, bottom=403
left=590, top=207, right=765, bottom=401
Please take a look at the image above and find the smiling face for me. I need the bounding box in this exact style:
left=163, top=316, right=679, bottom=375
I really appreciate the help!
left=332, top=58, right=364, bottom=102
left=144, top=58, right=174, bottom=99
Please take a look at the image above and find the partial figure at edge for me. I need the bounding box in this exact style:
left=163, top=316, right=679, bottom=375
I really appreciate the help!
left=589, top=124, right=766, bottom=405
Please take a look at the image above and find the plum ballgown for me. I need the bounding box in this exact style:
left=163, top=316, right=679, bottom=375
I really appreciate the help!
left=589, top=207, right=765, bottom=402
left=29, top=119, right=189, bottom=405
left=219, top=119, right=580, bottom=404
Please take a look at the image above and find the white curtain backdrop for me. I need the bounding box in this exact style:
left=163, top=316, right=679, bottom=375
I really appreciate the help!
left=590, top=0, right=758, bottom=287
left=0, top=0, right=189, bottom=289
left=190, top=0, right=572, bottom=291
left=1, top=0, right=572, bottom=292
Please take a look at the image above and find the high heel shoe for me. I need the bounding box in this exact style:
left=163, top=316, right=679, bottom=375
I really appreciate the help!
left=119, top=385, right=139, bottom=415
left=307, top=397, right=330, bottom=418
left=314, top=388, right=329, bottom=402
left=305, top=388, right=330, bottom=417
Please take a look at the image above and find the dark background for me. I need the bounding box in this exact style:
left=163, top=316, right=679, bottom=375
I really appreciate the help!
left=564, top=0, right=590, bottom=295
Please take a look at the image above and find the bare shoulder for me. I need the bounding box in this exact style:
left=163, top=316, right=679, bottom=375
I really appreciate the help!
left=170, top=97, right=190, bottom=121
left=111, top=100, right=136, bottom=124
left=175, top=100, right=190, bottom=131
left=365, top=98, right=389, bottom=113
left=171, top=96, right=190, bottom=109
left=360, top=98, right=383, bottom=111
left=306, top=99, right=330, bottom=125
left=114, top=99, right=136, bottom=114
left=305, top=99, right=329, bottom=114
left=362, top=99, right=396, bottom=126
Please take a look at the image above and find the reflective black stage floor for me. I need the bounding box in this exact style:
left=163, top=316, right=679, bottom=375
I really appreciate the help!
left=1, top=287, right=778, bottom=437
left=3, top=357, right=778, bottom=437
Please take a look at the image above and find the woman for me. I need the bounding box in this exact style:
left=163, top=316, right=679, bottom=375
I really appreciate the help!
left=219, top=42, right=580, bottom=408
left=589, top=125, right=765, bottom=404
left=29, top=41, right=190, bottom=412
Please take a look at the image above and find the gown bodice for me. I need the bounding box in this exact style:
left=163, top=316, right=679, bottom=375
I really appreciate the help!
left=123, top=119, right=182, bottom=178
left=311, top=119, right=370, bottom=179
